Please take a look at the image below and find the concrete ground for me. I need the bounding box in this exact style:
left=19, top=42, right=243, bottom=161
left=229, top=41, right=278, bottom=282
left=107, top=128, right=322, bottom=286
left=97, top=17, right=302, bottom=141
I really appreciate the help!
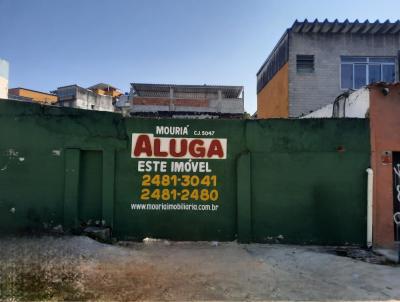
left=375, top=248, right=400, bottom=263
left=0, top=236, right=399, bottom=301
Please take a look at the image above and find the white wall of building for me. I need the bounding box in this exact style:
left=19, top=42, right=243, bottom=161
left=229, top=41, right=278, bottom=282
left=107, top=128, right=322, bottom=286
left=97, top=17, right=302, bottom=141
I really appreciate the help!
left=75, top=89, right=114, bottom=112
left=302, top=88, right=370, bottom=118
left=0, top=59, right=9, bottom=99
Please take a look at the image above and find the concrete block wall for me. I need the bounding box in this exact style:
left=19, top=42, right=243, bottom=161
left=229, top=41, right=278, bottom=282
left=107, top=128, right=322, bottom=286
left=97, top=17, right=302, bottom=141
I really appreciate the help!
left=288, top=33, right=400, bottom=117
left=130, top=97, right=244, bottom=115
left=75, top=89, right=114, bottom=112
left=209, top=98, right=244, bottom=114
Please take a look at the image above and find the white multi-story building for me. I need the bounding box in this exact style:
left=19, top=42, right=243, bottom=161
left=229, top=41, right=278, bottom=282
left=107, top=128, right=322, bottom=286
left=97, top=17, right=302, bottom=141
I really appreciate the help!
left=54, top=85, right=115, bottom=112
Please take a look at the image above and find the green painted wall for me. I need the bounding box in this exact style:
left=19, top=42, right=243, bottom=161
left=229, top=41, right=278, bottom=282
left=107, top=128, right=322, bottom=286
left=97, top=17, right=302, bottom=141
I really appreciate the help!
left=0, top=101, right=125, bottom=234
left=247, top=120, right=370, bottom=244
left=78, top=151, right=103, bottom=224
left=114, top=118, right=245, bottom=241
left=0, top=100, right=370, bottom=245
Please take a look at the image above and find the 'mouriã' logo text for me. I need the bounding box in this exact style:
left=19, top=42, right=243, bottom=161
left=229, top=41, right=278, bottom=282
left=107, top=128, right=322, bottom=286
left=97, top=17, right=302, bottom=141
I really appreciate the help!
left=131, top=133, right=227, bottom=159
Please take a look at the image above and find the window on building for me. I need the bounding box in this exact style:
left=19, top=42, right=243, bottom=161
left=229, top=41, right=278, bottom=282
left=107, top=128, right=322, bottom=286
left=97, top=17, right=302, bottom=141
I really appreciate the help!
left=296, top=55, right=314, bottom=73
left=341, top=56, right=396, bottom=89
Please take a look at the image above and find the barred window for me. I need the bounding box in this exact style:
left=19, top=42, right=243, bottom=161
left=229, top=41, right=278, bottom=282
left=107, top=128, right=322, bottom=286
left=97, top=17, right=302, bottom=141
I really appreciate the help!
left=296, top=55, right=314, bottom=73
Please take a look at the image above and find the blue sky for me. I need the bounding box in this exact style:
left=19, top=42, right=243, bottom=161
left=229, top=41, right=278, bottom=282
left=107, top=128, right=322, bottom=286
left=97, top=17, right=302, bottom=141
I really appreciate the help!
left=1, top=0, right=400, bottom=113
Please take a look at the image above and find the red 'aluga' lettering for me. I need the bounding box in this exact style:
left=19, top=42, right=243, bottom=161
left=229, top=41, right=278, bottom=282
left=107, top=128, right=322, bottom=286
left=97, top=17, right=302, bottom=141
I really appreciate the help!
left=133, top=134, right=225, bottom=158
left=133, top=134, right=152, bottom=157
left=207, top=140, right=224, bottom=158
left=153, top=138, right=168, bottom=157
left=170, top=139, right=187, bottom=157
left=189, top=139, right=205, bottom=157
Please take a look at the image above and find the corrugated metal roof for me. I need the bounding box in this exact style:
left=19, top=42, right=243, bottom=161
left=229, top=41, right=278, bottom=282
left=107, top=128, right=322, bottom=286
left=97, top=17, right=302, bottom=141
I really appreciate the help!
left=291, top=19, right=400, bottom=34
left=88, top=83, right=119, bottom=91
left=256, top=31, right=289, bottom=76
left=131, top=83, right=243, bottom=99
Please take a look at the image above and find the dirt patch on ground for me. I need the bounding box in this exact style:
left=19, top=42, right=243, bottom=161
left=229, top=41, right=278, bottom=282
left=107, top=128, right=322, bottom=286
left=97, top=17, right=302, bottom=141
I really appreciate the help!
left=0, top=236, right=399, bottom=301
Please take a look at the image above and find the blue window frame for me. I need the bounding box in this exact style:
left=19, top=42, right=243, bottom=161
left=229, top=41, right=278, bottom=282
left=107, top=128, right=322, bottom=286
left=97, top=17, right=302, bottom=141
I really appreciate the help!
left=341, top=56, right=396, bottom=89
